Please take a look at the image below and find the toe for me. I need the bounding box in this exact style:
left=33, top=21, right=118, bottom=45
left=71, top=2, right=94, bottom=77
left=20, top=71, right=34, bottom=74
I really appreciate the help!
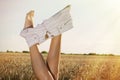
left=27, top=10, right=34, bottom=17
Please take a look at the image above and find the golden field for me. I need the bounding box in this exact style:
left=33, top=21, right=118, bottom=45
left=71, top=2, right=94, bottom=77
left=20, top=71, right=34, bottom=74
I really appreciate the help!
left=0, top=53, right=120, bottom=80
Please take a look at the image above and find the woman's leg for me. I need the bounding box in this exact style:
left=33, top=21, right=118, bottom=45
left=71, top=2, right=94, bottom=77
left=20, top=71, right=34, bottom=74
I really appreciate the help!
left=30, top=45, right=54, bottom=80
left=24, top=10, right=54, bottom=80
left=46, top=34, right=62, bottom=80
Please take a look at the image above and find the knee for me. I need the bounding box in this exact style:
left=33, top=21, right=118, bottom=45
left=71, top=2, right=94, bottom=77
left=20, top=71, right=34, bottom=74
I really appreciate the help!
left=36, top=74, right=54, bottom=80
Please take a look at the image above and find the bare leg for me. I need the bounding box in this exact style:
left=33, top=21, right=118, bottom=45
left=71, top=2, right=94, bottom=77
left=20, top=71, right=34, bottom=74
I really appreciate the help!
left=30, top=45, right=54, bottom=80
left=47, top=34, right=62, bottom=80
left=24, top=10, right=54, bottom=80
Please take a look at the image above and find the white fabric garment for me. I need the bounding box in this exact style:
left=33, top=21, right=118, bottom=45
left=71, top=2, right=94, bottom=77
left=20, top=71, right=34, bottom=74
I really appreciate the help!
left=20, top=5, right=73, bottom=47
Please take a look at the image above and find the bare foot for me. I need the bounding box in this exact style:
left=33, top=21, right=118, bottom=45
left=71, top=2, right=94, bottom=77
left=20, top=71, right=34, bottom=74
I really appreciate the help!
left=24, top=10, right=34, bottom=29
left=64, top=5, right=71, bottom=9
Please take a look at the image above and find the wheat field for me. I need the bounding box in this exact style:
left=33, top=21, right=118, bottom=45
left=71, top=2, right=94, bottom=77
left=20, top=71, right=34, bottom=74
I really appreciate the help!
left=0, top=53, right=120, bottom=80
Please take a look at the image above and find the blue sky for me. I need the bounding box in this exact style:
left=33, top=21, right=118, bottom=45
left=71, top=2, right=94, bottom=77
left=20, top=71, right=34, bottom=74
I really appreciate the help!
left=0, top=0, right=120, bottom=54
